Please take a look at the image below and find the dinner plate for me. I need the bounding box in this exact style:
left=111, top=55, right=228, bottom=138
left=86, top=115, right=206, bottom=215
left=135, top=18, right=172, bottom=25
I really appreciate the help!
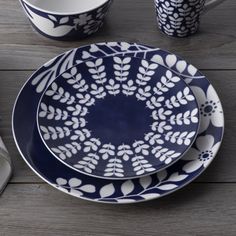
left=12, top=42, right=224, bottom=203
left=37, top=55, right=199, bottom=179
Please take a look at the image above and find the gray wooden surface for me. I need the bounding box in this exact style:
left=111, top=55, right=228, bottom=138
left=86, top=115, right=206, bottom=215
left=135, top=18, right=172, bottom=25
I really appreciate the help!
left=0, top=0, right=235, bottom=235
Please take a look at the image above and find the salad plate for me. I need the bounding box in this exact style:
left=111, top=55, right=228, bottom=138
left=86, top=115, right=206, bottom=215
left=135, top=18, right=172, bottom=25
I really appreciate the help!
left=37, top=55, right=199, bottom=179
left=12, top=42, right=224, bottom=203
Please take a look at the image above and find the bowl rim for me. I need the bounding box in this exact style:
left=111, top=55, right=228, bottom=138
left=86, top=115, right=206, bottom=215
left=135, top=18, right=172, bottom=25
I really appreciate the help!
left=19, top=0, right=111, bottom=16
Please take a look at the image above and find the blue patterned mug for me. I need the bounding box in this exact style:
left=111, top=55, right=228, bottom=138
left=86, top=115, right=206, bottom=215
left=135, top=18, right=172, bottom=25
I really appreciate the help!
left=155, top=0, right=226, bottom=37
left=19, top=0, right=112, bottom=40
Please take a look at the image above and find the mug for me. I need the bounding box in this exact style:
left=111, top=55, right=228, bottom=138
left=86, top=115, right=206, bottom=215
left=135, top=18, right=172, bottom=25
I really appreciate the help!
left=19, top=0, right=112, bottom=40
left=155, top=0, right=226, bottom=37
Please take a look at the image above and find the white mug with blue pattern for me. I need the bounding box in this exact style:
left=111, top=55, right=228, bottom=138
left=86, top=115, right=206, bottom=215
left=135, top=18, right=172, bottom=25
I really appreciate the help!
left=155, top=0, right=226, bottom=37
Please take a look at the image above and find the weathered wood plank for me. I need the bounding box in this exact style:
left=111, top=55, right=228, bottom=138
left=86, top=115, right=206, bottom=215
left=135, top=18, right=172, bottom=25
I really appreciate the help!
left=0, top=183, right=236, bottom=236
left=0, top=70, right=233, bottom=182
left=0, top=0, right=235, bottom=70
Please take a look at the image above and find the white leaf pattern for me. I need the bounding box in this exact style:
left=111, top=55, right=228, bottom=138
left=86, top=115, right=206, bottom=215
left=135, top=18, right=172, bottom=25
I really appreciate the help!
left=156, top=0, right=204, bottom=37
left=113, top=57, right=131, bottom=82
left=38, top=54, right=199, bottom=179
left=121, top=180, right=135, bottom=195
left=99, top=183, right=115, bottom=198
left=86, top=58, right=107, bottom=84
left=136, top=60, right=158, bottom=86
left=139, top=175, right=152, bottom=189
left=157, top=184, right=178, bottom=191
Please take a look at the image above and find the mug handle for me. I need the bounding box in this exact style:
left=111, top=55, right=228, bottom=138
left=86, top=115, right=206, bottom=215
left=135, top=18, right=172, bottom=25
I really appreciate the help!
left=204, top=0, right=226, bottom=12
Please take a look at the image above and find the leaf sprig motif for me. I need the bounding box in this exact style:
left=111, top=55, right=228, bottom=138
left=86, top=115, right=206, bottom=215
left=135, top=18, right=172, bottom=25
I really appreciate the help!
left=153, top=70, right=180, bottom=95
left=136, top=86, right=152, bottom=101
left=131, top=156, right=156, bottom=176
left=136, top=60, right=158, bottom=86
left=152, top=146, right=181, bottom=164
left=105, top=79, right=120, bottom=95
left=40, top=126, right=70, bottom=140
left=117, top=144, right=133, bottom=161
left=144, top=132, right=164, bottom=145
left=165, top=131, right=196, bottom=145
left=151, top=121, right=172, bottom=133
left=113, top=57, right=131, bottom=82
left=165, top=87, right=195, bottom=109
left=122, top=80, right=137, bottom=96
left=74, top=153, right=100, bottom=174
left=88, top=171, right=188, bottom=202
left=99, top=144, right=115, bottom=160
left=83, top=138, right=101, bottom=153
left=169, top=108, right=199, bottom=125
left=45, top=82, right=75, bottom=105
left=104, top=157, right=124, bottom=178
left=65, top=117, right=86, bottom=129
left=39, top=103, right=69, bottom=121
left=51, top=142, right=82, bottom=160
left=86, top=58, right=107, bottom=84
left=146, top=96, right=165, bottom=109
left=70, top=129, right=91, bottom=141
left=151, top=108, right=172, bottom=121
left=76, top=93, right=95, bottom=106
left=90, top=84, right=106, bottom=99
left=67, top=104, right=88, bottom=116
left=133, top=140, right=149, bottom=155
left=63, top=68, right=89, bottom=93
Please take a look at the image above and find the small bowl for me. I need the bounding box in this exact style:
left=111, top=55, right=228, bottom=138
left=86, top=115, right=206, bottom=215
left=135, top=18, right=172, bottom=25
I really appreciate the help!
left=19, top=0, right=112, bottom=40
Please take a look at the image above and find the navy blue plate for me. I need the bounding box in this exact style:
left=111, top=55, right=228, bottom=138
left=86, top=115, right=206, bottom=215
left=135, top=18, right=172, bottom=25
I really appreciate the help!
left=37, top=55, right=199, bottom=179
left=12, top=42, right=224, bottom=203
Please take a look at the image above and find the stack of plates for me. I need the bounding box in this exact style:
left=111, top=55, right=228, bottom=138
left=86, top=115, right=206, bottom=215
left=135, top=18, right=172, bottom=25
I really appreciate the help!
left=12, top=42, right=224, bottom=203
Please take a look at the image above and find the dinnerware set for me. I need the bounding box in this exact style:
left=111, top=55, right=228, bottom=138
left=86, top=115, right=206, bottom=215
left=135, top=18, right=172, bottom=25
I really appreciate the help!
left=12, top=42, right=224, bottom=203
left=10, top=0, right=226, bottom=204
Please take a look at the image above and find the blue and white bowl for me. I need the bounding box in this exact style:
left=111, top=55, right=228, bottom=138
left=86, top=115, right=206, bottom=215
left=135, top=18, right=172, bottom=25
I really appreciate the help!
left=19, top=0, right=112, bottom=40
left=37, top=55, right=200, bottom=179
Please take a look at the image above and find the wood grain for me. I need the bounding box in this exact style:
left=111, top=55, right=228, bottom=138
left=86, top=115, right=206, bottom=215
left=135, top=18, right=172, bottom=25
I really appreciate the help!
left=0, top=0, right=235, bottom=70
left=0, top=183, right=236, bottom=236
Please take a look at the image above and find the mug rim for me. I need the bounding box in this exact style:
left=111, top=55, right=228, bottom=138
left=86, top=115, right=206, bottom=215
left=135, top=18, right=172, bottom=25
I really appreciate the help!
left=20, top=0, right=110, bottom=16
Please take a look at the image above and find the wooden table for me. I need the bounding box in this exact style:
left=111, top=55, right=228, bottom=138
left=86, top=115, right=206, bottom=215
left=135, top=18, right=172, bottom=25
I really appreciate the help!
left=0, top=0, right=235, bottom=235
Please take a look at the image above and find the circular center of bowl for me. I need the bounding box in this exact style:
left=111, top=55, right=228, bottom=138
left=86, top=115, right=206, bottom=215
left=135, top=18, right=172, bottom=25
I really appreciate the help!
left=85, top=95, right=152, bottom=145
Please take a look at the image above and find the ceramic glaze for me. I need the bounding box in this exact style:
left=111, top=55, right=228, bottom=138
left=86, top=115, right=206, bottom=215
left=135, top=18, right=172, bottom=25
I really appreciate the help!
left=12, top=42, right=224, bottom=203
